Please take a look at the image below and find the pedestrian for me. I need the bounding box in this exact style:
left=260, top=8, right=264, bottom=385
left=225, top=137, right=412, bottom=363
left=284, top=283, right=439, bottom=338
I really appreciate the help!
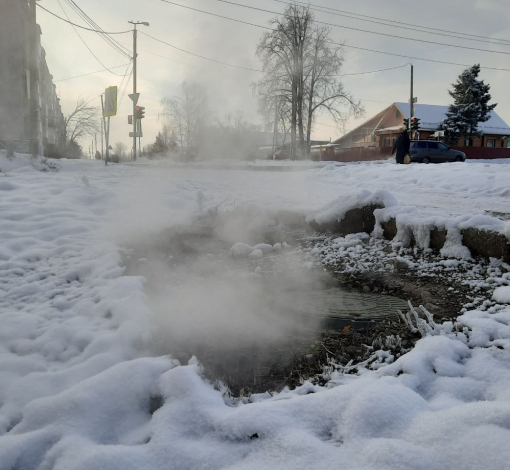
left=392, top=125, right=411, bottom=164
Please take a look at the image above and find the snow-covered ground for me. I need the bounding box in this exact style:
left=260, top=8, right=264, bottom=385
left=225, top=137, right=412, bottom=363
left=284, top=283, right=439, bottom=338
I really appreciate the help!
left=1, top=155, right=510, bottom=469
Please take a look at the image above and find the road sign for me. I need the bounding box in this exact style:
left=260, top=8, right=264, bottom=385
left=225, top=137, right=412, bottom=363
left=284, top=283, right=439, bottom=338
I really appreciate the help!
left=129, top=132, right=143, bottom=138
left=128, top=93, right=140, bottom=106
left=408, top=97, right=418, bottom=104
left=104, top=86, right=118, bottom=117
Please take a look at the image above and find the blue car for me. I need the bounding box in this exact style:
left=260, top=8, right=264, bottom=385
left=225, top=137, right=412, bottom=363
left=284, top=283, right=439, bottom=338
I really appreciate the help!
left=409, top=141, right=466, bottom=163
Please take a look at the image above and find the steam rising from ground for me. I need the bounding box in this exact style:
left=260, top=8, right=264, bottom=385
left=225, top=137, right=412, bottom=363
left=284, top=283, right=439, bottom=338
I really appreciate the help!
left=122, top=208, right=327, bottom=384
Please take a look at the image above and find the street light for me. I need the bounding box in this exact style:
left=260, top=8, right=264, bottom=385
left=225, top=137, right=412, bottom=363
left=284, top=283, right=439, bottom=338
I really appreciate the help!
left=128, top=21, right=149, bottom=160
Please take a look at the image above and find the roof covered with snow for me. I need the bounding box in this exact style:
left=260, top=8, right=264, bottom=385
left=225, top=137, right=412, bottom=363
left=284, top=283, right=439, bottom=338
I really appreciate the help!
left=395, top=103, right=510, bottom=135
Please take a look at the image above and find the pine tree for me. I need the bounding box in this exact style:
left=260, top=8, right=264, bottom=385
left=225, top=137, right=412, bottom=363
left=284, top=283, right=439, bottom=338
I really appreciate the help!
left=438, top=64, right=497, bottom=146
left=153, top=132, right=169, bottom=155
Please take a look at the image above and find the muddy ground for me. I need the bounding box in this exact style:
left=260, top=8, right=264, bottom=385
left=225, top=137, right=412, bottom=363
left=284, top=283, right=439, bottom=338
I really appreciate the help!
left=124, top=220, right=492, bottom=398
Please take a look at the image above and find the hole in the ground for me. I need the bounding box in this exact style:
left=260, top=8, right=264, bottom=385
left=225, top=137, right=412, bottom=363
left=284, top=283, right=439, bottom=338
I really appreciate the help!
left=123, top=211, right=408, bottom=395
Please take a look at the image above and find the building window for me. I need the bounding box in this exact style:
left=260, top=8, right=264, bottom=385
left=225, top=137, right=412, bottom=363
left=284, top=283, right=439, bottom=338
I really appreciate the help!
left=487, top=139, right=495, bottom=148
left=396, top=110, right=401, bottom=119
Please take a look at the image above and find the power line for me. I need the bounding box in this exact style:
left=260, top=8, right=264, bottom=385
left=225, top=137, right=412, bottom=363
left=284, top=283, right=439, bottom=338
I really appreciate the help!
left=62, top=0, right=131, bottom=58
left=139, top=31, right=264, bottom=72
left=35, top=3, right=131, bottom=34
left=140, top=30, right=415, bottom=78
left=160, top=0, right=510, bottom=73
left=211, top=0, right=510, bottom=57
left=52, top=51, right=409, bottom=86
left=270, top=0, right=510, bottom=47
left=55, top=0, right=126, bottom=76
left=337, top=63, right=410, bottom=77
left=54, top=63, right=132, bottom=82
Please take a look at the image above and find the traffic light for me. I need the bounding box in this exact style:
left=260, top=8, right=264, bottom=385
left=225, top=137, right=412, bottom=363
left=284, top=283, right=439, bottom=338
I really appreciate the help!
left=134, top=106, right=146, bottom=120
left=411, top=117, right=420, bottom=131
left=128, top=115, right=133, bottom=125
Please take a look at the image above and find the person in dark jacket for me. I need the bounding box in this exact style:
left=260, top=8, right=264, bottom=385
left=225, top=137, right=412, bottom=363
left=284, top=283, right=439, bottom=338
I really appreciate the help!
left=392, top=126, right=411, bottom=164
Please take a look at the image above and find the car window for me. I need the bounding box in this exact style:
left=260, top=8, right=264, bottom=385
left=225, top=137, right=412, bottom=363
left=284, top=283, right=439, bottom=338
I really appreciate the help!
left=427, top=142, right=439, bottom=149
left=438, top=143, right=448, bottom=150
left=416, top=142, right=427, bottom=149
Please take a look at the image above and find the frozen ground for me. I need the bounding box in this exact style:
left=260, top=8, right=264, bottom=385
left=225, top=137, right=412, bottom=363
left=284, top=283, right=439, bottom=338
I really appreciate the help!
left=1, top=155, right=510, bottom=469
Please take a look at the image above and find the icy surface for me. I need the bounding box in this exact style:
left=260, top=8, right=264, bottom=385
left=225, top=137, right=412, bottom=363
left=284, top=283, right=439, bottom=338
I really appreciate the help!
left=1, top=156, right=510, bottom=469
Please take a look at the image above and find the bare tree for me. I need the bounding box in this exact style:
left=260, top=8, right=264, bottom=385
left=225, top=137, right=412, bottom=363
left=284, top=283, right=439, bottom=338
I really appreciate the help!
left=113, top=142, right=127, bottom=160
left=257, top=4, right=312, bottom=159
left=161, top=82, right=208, bottom=158
left=64, top=97, right=100, bottom=145
left=303, top=26, right=363, bottom=156
left=257, top=4, right=362, bottom=159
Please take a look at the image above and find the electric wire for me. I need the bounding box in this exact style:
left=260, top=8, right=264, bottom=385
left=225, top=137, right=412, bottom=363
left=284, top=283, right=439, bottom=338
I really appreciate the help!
left=139, top=31, right=264, bottom=72
left=209, top=0, right=510, bottom=56
left=159, top=1, right=510, bottom=73
left=55, top=0, right=126, bottom=76
left=270, top=0, right=510, bottom=47
left=54, top=63, right=132, bottom=82
left=62, top=0, right=131, bottom=58
left=140, top=32, right=417, bottom=78
left=35, top=3, right=131, bottom=34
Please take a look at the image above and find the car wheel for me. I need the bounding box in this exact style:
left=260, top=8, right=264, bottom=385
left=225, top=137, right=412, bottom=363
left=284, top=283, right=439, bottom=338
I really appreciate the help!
left=455, top=156, right=463, bottom=162
left=422, top=157, right=430, bottom=164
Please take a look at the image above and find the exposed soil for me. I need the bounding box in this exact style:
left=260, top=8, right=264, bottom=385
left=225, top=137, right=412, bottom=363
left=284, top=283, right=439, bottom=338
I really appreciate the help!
left=124, top=218, right=492, bottom=398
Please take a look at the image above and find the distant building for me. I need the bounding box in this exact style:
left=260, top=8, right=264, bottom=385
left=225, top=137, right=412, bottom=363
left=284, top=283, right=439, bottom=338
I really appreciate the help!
left=0, top=0, right=65, bottom=156
left=332, top=103, right=510, bottom=150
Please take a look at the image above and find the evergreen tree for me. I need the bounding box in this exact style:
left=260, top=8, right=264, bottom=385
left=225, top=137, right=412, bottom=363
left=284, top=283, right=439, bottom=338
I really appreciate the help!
left=439, top=64, right=496, bottom=146
left=153, top=132, right=167, bottom=154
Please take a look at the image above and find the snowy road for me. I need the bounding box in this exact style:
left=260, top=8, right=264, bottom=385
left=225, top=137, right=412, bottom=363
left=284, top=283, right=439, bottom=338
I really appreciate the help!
left=1, top=156, right=510, bottom=470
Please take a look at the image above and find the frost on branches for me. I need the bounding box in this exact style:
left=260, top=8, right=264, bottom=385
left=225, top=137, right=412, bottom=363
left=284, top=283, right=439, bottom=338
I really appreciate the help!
left=438, top=64, right=497, bottom=146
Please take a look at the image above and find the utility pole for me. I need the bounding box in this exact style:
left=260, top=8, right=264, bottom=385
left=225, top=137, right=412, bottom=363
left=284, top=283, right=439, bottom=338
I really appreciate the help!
left=100, top=94, right=109, bottom=165
left=128, top=21, right=149, bottom=161
left=100, top=116, right=104, bottom=159
left=132, top=22, right=137, bottom=161
left=409, top=64, right=414, bottom=137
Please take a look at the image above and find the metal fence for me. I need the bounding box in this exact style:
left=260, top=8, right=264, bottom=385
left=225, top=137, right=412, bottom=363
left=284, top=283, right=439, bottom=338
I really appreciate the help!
left=0, top=139, right=31, bottom=155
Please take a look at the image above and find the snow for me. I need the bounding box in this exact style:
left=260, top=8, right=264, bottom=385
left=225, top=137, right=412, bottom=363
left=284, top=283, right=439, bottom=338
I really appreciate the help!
left=305, top=189, right=398, bottom=225
left=394, top=102, right=510, bottom=135
left=493, top=286, right=510, bottom=304
left=1, top=155, right=510, bottom=469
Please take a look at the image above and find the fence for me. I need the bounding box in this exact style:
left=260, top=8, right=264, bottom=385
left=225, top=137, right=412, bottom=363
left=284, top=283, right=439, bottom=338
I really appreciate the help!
left=452, top=147, right=510, bottom=160
left=312, top=146, right=393, bottom=163
left=312, top=145, right=510, bottom=162
left=0, top=139, right=31, bottom=155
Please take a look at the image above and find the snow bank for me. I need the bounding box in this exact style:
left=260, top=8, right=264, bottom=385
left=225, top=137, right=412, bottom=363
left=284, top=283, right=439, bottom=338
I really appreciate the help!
left=306, top=189, right=398, bottom=225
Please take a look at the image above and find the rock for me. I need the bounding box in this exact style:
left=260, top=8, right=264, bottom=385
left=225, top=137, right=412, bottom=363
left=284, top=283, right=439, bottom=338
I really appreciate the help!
left=429, top=228, right=447, bottom=251
left=461, top=228, right=510, bottom=262
left=308, top=204, right=383, bottom=235
left=381, top=218, right=398, bottom=240
left=421, top=290, right=432, bottom=302
left=363, top=285, right=371, bottom=293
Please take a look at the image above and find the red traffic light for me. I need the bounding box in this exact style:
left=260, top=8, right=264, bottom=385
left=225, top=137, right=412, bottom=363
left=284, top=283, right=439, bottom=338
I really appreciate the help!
left=134, top=106, right=145, bottom=119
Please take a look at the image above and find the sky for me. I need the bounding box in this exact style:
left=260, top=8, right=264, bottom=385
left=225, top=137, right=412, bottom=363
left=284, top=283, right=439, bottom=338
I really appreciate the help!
left=36, top=0, right=510, bottom=155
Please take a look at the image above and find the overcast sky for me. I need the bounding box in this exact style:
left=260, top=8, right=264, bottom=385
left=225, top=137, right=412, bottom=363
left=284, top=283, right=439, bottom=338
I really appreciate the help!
left=37, top=0, right=510, bottom=154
